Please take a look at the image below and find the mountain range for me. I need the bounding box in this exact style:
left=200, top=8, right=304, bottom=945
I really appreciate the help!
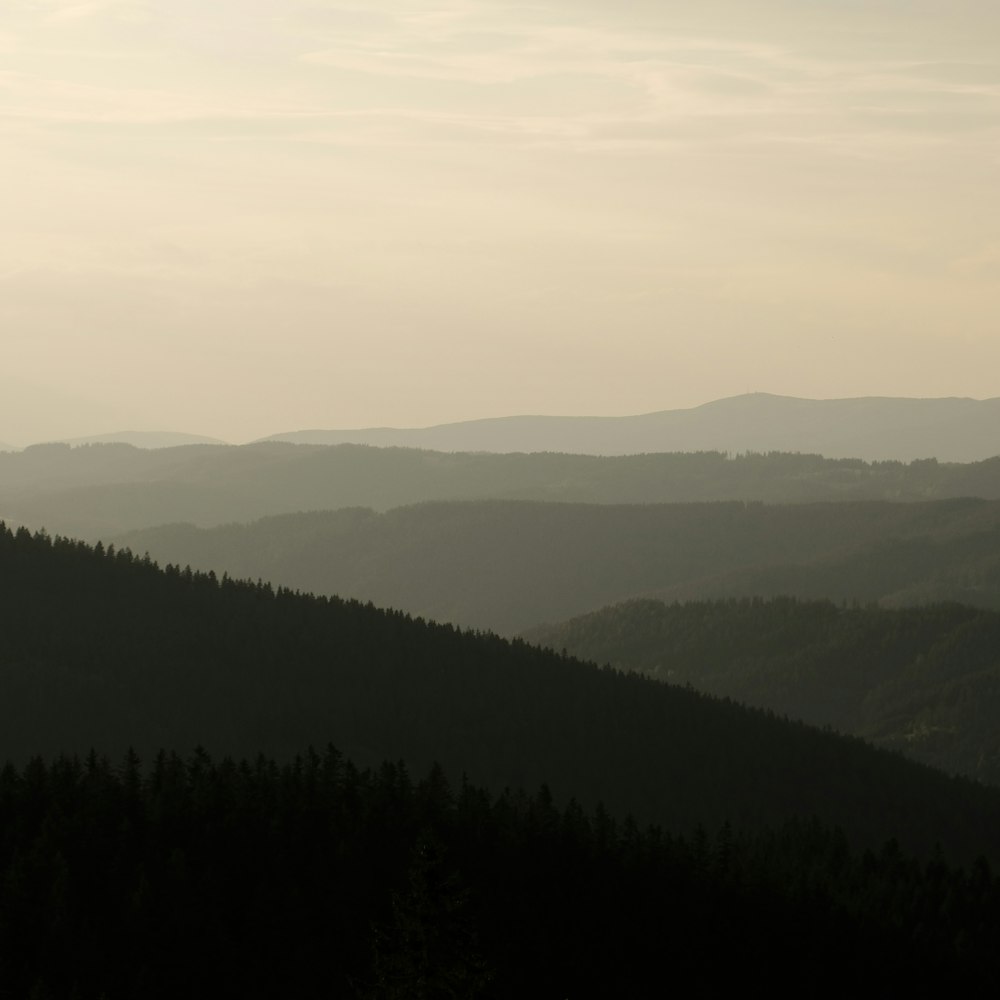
left=262, top=393, right=1000, bottom=462
left=7, top=398, right=1000, bottom=993
left=7, top=393, right=1000, bottom=462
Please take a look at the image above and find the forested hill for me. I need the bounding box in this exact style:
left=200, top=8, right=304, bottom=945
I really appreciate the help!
left=115, top=498, right=1000, bottom=635
left=4, top=440, right=1000, bottom=540
left=3, top=522, right=1000, bottom=865
left=263, top=392, right=1000, bottom=462
left=524, top=598, right=1000, bottom=785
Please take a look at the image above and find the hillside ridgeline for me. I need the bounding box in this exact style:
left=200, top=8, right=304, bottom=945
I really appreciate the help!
left=3, top=522, right=1000, bottom=865
left=4, top=440, right=1000, bottom=540
left=115, top=498, right=1000, bottom=634
left=525, top=597, right=1000, bottom=785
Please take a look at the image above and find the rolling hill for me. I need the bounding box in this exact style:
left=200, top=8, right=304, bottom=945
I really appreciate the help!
left=525, top=597, right=1000, bottom=785
left=114, top=498, right=1000, bottom=635
left=4, top=439, right=1000, bottom=541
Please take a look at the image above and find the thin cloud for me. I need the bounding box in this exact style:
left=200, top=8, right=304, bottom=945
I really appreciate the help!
left=7, top=0, right=995, bottom=155
left=295, top=7, right=1000, bottom=154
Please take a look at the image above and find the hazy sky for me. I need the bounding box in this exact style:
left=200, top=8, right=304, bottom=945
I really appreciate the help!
left=3, top=0, right=999, bottom=443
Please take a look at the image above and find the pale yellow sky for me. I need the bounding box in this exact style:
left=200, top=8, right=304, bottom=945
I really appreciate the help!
left=2, top=0, right=999, bottom=444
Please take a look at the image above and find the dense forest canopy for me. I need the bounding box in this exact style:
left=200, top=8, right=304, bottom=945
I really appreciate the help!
left=5, top=747, right=999, bottom=998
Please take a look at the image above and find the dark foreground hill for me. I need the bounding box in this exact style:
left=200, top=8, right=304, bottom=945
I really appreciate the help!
left=3, top=523, right=1000, bottom=867
left=4, top=749, right=998, bottom=998
left=5, top=439, right=1000, bottom=541
left=265, top=392, right=1000, bottom=462
left=525, top=598, right=1000, bottom=785
left=116, top=497, right=1000, bottom=634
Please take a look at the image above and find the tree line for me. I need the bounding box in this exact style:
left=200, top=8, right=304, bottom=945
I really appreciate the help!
left=2, top=746, right=998, bottom=998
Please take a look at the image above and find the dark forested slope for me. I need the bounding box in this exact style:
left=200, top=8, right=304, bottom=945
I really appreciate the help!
left=3, top=523, right=1000, bottom=865
left=5, top=440, right=1000, bottom=540
left=525, top=598, right=1000, bottom=785
left=114, top=498, right=1000, bottom=634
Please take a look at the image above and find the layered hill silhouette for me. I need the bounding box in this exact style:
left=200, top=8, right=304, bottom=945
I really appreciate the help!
left=5, top=393, right=999, bottom=462
left=5, top=439, right=1000, bottom=541
left=3, top=521, right=1000, bottom=866
left=264, top=393, right=1000, bottom=462
left=115, top=498, right=1000, bottom=635
left=49, top=430, right=228, bottom=448
left=525, top=598, right=1000, bottom=785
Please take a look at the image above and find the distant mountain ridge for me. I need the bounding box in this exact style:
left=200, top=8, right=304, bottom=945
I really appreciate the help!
left=263, top=393, right=1000, bottom=462
left=45, top=431, right=228, bottom=449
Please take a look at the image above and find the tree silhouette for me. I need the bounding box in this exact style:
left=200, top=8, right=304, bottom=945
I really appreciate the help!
left=363, top=837, right=492, bottom=1000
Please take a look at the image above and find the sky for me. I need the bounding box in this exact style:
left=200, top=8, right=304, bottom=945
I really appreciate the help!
left=2, top=0, right=999, bottom=444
